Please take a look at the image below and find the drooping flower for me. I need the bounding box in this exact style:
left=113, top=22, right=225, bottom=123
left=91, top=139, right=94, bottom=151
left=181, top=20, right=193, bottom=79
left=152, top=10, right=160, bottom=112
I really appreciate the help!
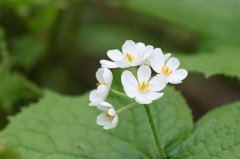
left=89, top=68, right=113, bottom=106
left=151, top=56, right=188, bottom=84
left=121, top=65, right=166, bottom=104
left=100, top=40, right=145, bottom=68
left=96, top=102, right=118, bottom=129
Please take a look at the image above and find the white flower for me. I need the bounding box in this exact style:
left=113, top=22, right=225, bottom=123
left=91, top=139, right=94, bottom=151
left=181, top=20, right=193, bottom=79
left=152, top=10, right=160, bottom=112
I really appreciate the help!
left=96, top=102, right=118, bottom=129
left=100, top=40, right=145, bottom=68
left=142, top=47, right=171, bottom=66
left=89, top=68, right=113, bottom=106
left=153, top=48, right=171, bottom=61
left=151, top=55, right=188, bottom=84
left=141, top=45, right=154, bottom=65
left=121, top=65, right=166, bottom=104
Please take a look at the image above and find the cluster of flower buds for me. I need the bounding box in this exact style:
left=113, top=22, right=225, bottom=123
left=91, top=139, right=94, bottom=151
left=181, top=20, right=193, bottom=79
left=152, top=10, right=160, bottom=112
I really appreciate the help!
left=89, top=40, right=188, bottom=129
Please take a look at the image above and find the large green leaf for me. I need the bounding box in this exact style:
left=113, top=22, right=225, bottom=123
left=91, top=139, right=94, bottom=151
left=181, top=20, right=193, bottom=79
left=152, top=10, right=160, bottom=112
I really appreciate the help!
left=0, top=87, right=192, bottom=159
left=173, top=102, right=240, bottom=159
left=0, top=139, right=22, bottom=159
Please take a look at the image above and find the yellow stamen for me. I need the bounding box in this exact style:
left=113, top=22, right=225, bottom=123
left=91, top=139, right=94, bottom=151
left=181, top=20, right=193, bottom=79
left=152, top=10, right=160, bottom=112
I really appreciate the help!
left=104, top=112, right=114, bottom=121
left=96, top=81, right=108, bottom=87
left=138, top=81, right=152, bottom=93
left=124, top=53, right=136, bottom=62
left=161, top=64, right=172, bottom=76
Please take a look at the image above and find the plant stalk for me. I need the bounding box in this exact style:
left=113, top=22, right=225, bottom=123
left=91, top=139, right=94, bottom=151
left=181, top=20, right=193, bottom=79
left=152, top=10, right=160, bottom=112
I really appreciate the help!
left=144, top=105, right=166, bottom=159
left=110, top=89, right=129, bottom=98
left=117, top=103, right=137, bottom=113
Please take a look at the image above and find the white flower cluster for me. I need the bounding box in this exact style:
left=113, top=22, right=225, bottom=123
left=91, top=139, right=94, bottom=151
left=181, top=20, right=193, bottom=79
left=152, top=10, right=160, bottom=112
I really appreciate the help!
left=89, top=40, right=188, bottom=130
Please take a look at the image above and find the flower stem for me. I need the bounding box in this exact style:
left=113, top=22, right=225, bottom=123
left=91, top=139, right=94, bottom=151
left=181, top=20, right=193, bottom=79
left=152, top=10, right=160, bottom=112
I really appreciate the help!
left=110, top=89, right=129, bottom=98
left=144, top=105, right=166, bottom=159
left=117, top=103, right=137, bottom=113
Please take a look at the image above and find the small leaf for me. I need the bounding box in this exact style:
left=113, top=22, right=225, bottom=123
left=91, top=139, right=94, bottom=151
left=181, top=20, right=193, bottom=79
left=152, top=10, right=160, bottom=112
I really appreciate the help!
left=0, top=72, right=42, bottom=112
left=10, top=35, right=46, bottom=71
left=0, top=87, right=192, bottom=158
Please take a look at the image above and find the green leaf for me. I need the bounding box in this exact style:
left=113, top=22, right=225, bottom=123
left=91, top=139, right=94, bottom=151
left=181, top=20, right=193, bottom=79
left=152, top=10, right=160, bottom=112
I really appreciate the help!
left=0, top=72, right=42, bottom=112
left=176, top=45, right=240, bottom=78
left=173, top=102, right=240, bottom=159
left=26, top=3, right=60, bottom=32
left=0, top=87, right=192, bottom=158
left=0, top=139, right=22, bottom=159
left=10, top=35, right=46, bottom=71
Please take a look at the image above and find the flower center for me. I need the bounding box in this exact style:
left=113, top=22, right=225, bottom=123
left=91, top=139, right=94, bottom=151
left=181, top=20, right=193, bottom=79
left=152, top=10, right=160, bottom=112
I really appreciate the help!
left=96, top=81, right=107, bottom=87
left=138, top=81, right=151, bottom=93
left=124, top=53, right=136, bottom=62
left=161, top=64, right=172, bottom=76
left=104, top=112, right=114, bottom=121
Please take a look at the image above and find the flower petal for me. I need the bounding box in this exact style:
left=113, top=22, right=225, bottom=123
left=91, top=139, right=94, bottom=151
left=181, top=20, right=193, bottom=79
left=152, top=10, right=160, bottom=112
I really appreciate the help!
left=107, top=49, right=123, bottom=61
left=137, top=65, right=151, bottom=82
left=96, top=68, right=104, bottom=83
left=150, top=52, right=165, bottom=74
left=135, top=94, right=152, bottom=104
left=97, top=113, right=110, bottom=126
left=121, top=71, right=138, bottom=87
left=102, top=112, right=118, bottom=130
left=146, top=91, right=164, bottom=101
left=121, top=71, right=138, bottom=98
left=96, top=85, right=108, bottom=96
left=103, top=68, right=113, bottom=84
left=97, top=102, right=113, bottom=111
left=115, top=60, right=131, bottom=68
left=134, top=51, right=144, bottom=66
left=123, top=87, right=138, bottom=98
left=89, top=90, right=104, bottom=106
left=144, top=45, right=154, bottom=59
left=166, top=57, right=180, bottom=71
left=153, top=48, right=164, bottom=56
left=136, top=42, right=145, bottom=56
left=164, top=53, right=171, bottom=61
left=149, top=74, right=167, bottom=91
left=100, top=60, right=118, bottom=68
left=108, top=108, right=116, bottom=116
left=109, top=116, right=118, bottom=129
left=168, top=69, right=188, bottom=84
left=122, top=40, right=136, bottom=54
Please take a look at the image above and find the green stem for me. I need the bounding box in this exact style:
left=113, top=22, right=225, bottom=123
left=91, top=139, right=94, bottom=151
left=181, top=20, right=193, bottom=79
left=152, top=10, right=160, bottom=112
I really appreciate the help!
left=110, top=89, right=129, bottom=98
left=117, top=103, right=137, bottom=113
left=144, top=105, right=166, bottom=159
